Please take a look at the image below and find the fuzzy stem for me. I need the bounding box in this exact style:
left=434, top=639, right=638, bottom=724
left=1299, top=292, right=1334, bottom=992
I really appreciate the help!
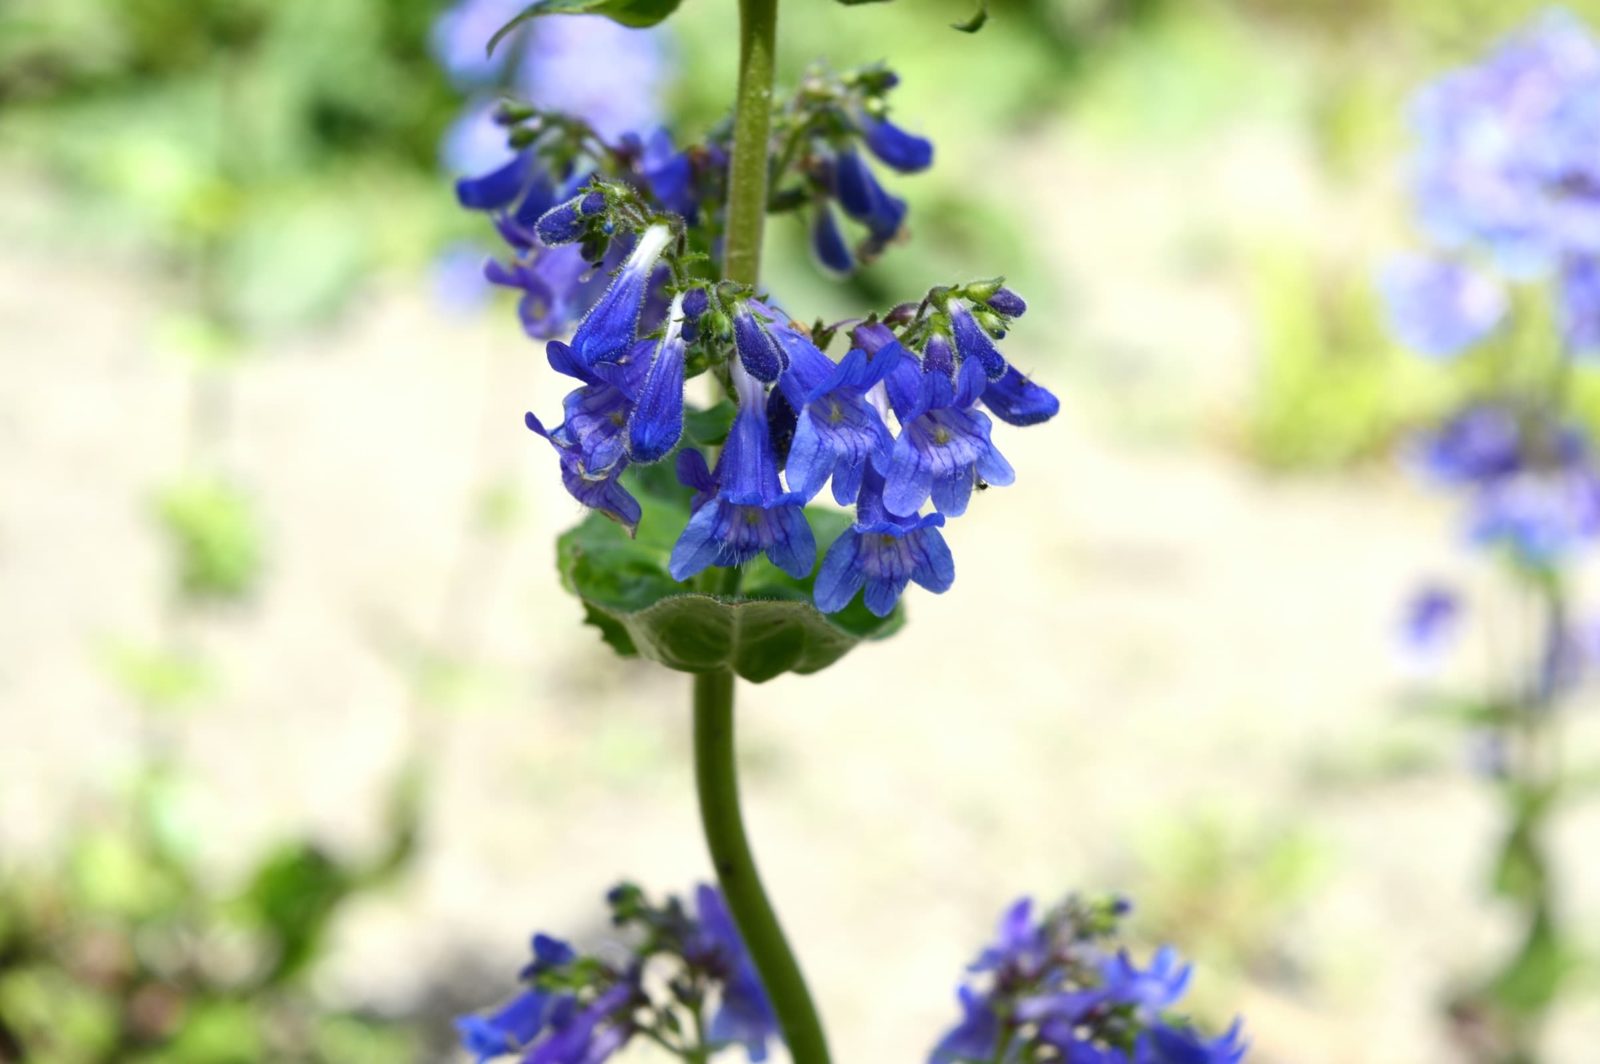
left=693, top=669, right=832, bottom=1064
left=723, top=0, right=778, bottom=287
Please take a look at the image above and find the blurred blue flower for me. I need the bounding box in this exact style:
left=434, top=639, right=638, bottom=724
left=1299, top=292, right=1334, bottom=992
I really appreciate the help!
left=1380, top=255, right=1507, bottom=357
left=1401, top=584, right=1463, bottom=662
left=929, top=896, right=1246, bottom=1064
left=1409, top=10, right=1600, bottom=271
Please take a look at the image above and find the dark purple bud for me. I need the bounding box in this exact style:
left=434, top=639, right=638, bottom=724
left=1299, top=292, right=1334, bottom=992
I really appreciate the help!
left=863, top=117, right=933, bottom=173
left=851, top=321, right=899, bottom=355
left=986, top=287, right=1027, bottom=318
left=682, top=287, right=709, bottom=320
left=536, top=196, right=590, bottom=246
left=922, top=334, right=955, bottom=377
left=733, top=308, right=787, bottom=383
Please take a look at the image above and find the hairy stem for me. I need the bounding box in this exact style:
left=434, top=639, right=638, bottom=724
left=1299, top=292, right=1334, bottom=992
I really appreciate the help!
left=694, top=670, right=832, bottom=1064
left=723, top=0, right=779, bottom=287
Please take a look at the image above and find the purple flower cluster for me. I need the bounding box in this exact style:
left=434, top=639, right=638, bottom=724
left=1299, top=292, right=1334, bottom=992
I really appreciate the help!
left=1386, top=11, right=1600, bottom=357
left=514, top=237, right=1057, bottom=616
left=456, top=884, right=778, bottom=1063
left=930, top=896, right=1247, bottom=1064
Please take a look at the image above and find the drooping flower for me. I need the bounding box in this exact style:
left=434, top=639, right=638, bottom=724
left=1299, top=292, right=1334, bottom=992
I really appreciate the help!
left=832, top=147, right=908, bottom=251
left=669, top=365, right=817, bottom=580
left=769, top=317, right=897, bottom=504
left=810, top=202, right=855, bottom=275
left=1380, top=255, right=1507, bottom=357
left=861, top=114, right=934, bottom=173
left=456, top=989, right=554, bottom=1063
left=880, top=340, right=1015, bottom=518
left=814, top=467, right=954, bottom=617
left=627, top=293, right=691, bottom=463
left=569, top=224, right=674, bottom=367
left=982, top=366, right=1061, bottom=427
left=1410, top=404, right=1525, bottom=486
left=692, top=887, right=780, bottom=1061
left=524, top=339, right=653, bottom=533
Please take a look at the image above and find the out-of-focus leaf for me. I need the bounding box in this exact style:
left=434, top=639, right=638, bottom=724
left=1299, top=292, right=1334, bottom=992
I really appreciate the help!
left=952, top=0, right=989, bottom=32
left=100, top=640, right=216, bottom=713
left=241, top=843, right=352, bottom=985
left=488, top=0, right=683, bottom=57
left=154, top=477, right=266, bottom=603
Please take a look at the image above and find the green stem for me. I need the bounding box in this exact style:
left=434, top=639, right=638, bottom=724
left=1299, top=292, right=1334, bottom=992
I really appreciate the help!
left=723, top=0, right=779, bottom=287
left=694, top=670, right=832, bottom=1064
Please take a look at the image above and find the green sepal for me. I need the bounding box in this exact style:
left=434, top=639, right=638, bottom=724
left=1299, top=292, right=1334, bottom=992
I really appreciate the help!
left=556, top=472, right=902, bottom=683
left=488, top=0, right=683, bottom=57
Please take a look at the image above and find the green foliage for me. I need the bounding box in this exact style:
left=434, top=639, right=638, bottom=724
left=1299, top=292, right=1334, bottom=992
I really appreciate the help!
left=1245, top=247, right=1449, bottom=471
left=557, top=469, right=903, bottom=683
left=1133, top=808, right=1329, bottom=976
left=488, top=0, right=684, bottom=57
left=155, top=478, right=266, bottom=603
left=102, top=641, right=217, bottom=714
left=0, top=764, right=423, bottom=1062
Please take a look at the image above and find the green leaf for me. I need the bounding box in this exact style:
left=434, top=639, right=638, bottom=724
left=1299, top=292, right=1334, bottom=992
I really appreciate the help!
left=488, top=0, right=683, bottom=56
left=685, top=401, right=737, bottom=447
left=556, top=474, right=902, bottom=683
left=951, top=0, right=989, bottom=32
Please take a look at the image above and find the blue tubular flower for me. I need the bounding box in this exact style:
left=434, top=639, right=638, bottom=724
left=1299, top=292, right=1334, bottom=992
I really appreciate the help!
left=1136, top=1020, right=1248, bottom=1064
left=456, top=989, right=553, bottom=1063
left=810, top=203, right=855, bottom=275
left=485, top=245, right=612, bottom=339
left=1380, top=255, right=1507, bottom=357
left=668, top=366, right=816, bottom=580
left=880, top=351, right=1015, bottom=518
left=627, top=294, right=689, bottom=463
left=862, top=115, right=934, bottom=173
left=1102, top=947, right=1193, bottom=1021
left=929, top=988, right=1000, bottom=1064
left=982, top=366, right=1060, bottom=427
left=525, top=339, right=653, bottom=533
left=732, top=305, right=788, bottom=383
left=526, top=982, right=638, bottom=1064
left=570, top=224, right=673, bottom=367
left=693, top=886, right=780, bottom=1061
left=814, top=467, right=954, bottom=617
left=833, top=148, right=908, bottom=244
left=949, top=299, right=1009, bottom=380
left=769, top=319, right=897, bottom=504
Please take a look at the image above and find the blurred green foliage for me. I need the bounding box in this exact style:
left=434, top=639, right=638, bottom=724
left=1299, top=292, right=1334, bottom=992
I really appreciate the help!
left=0, top=764, right=422, bottom=1062
left=155, top=478, right=266, bottom=604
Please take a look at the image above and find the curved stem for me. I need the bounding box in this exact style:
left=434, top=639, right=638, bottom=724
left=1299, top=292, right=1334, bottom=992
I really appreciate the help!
left=694, top=670, right=832, bottom=1064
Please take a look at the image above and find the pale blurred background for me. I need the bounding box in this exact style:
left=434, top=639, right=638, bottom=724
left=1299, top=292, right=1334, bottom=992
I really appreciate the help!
left=4, top=0, right=1600, bottom=1061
